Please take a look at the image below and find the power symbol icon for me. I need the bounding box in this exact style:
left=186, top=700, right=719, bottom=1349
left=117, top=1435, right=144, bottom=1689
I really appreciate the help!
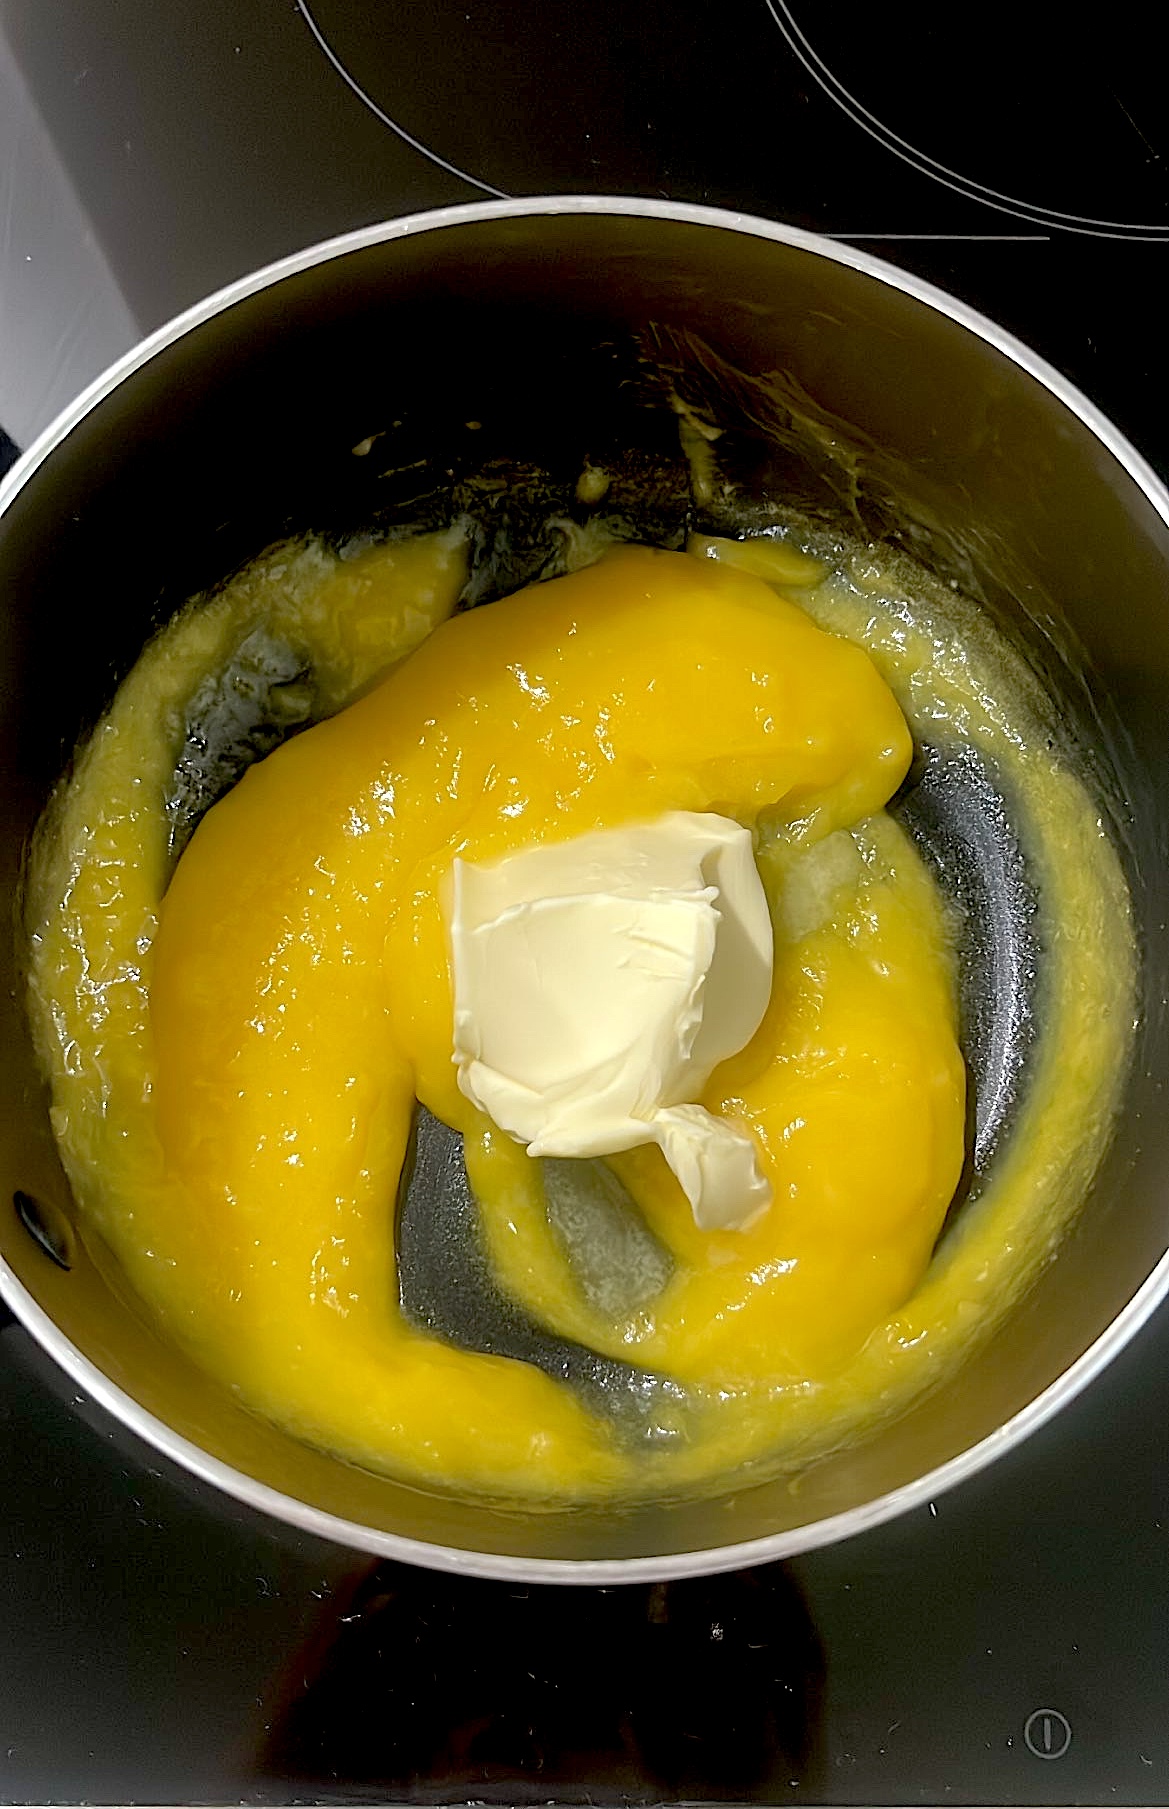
left=1024, top=1708, right=1073, bottom=1760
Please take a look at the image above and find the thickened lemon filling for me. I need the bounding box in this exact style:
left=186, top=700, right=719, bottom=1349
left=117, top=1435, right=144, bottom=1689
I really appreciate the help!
left=26, top=528, right=1131, bottom=1502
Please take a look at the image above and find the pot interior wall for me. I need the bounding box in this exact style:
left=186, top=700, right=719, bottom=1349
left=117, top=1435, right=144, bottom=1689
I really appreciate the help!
left=2, top=211, right=1167, bottom=1564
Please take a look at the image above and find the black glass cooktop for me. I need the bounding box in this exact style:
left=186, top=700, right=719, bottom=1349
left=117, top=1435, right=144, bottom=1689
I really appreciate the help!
left=5, top=1289, right=1169, bottom=1804
left=1, top=1, right=1168, bottom=1802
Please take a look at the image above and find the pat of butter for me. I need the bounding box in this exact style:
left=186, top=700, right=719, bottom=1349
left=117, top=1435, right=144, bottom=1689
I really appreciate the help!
left=449, top=813, right=773, bottom=1230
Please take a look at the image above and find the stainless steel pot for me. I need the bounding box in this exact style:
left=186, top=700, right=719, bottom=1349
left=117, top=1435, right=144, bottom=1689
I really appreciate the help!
left=2, top=198, right=1167, bottom=1582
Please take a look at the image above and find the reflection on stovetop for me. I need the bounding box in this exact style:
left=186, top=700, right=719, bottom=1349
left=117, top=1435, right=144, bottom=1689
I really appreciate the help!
left=6, top=1291, right=1169, bottom=1806
left=263, top=1561, right=823, bottom=1801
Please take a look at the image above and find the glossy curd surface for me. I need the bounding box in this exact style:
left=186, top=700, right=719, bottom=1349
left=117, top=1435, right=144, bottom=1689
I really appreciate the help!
left=25, top=528, right=1132, bottom=1502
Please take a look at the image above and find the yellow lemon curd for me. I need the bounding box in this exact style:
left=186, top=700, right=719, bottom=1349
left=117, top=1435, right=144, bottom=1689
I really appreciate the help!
left=26, top=529, right=1132, bottom=1503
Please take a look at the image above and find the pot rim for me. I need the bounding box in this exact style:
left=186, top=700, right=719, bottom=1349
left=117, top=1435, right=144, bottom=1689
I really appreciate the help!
left=3, top=193, right=1167, bottom=1583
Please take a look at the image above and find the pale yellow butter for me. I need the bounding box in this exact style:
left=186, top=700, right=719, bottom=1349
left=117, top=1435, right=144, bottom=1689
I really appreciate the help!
left=449, top=812, right=774, bottom=1230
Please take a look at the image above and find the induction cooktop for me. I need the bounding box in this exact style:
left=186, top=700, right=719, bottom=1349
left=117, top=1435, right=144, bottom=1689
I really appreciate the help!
left=1, top=2, right=1168, bottom=1802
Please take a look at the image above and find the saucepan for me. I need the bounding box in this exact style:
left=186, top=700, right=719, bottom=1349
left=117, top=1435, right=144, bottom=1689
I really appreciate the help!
left=1, top=197, right=1167, bottom=1582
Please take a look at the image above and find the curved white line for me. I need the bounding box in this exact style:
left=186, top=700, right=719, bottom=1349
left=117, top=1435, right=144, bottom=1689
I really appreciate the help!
left=765, top=0, right=1169, bottom=241
left=296, top=0, right=508, bottom=200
